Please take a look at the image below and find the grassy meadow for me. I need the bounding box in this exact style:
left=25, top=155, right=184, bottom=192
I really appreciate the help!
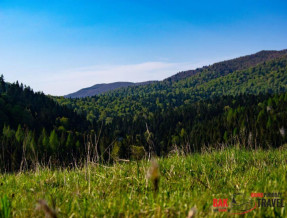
left=0, top=146, right=286, bottom=217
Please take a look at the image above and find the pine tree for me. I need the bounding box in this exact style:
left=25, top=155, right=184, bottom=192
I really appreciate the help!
left=49, top=129, right=59, bottom=152
left=0, top=74, right=5, bottom=93
left=15, top=125, right=24, bottom=143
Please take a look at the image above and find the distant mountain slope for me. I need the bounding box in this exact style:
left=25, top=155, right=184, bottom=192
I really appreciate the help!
left=66, top=49, right=287, bottom=99
left=65, top=81, right=156, bottom=98
left=56, top=51, right=287, bottom=124
left=166, top=49, right=287, bottom=81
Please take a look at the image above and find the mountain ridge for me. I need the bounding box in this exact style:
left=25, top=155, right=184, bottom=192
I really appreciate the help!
left=65, top=81, right=157, bottom=98
left=65, top=49, right=287, bottom=98
left=56, top=49, right=287, bottom=123
left=165, top=49, right=287, bottom=81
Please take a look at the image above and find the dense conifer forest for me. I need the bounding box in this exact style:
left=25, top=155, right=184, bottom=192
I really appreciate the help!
left=1, top=50, right=287, bottom=172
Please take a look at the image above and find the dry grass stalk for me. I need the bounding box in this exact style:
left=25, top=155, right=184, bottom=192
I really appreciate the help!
left=36, top=199, right=57, bottom=218
left=187, top=207, right=197, bottom=218
left=147, top=158, right=160, bottom=193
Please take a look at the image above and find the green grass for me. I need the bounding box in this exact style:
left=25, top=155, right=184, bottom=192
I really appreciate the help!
left=0, top=147, right=286, bottom=217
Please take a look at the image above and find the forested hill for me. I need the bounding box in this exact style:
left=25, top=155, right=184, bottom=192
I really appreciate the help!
left=166, top=49, right=287, bottom=81
left=64, top=50, right=287, bottom=98
left=0, top=75, right=92, bottom=171
left=0, top=75, right=88, bottom=134
left=94, top=93, right=287, bottom=157
left=56, top=53, right=287, bottom=123
left=65, top=81, right=156, bottom=98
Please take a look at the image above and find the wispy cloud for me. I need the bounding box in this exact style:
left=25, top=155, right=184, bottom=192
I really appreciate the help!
left=35, top=61, right=200, bottom=96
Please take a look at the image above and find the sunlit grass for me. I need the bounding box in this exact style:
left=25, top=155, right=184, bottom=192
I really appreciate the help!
left=0, top=147, right=286, bottom=217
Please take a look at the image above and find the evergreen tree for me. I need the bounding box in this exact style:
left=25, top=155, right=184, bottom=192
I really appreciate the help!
left=49, top=129, right=59, bottom=152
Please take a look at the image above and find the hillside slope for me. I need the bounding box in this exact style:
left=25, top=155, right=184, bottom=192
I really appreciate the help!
left=166, top=49, right=287, bottom=81
left=0, top=77, right=88, bottom=133
left=65, top=50, right=287, bottom=98
left=56, top=52, right=287, bottom=123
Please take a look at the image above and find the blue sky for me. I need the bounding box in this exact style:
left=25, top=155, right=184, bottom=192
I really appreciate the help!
left=0, top=0, right=287, bottom=95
